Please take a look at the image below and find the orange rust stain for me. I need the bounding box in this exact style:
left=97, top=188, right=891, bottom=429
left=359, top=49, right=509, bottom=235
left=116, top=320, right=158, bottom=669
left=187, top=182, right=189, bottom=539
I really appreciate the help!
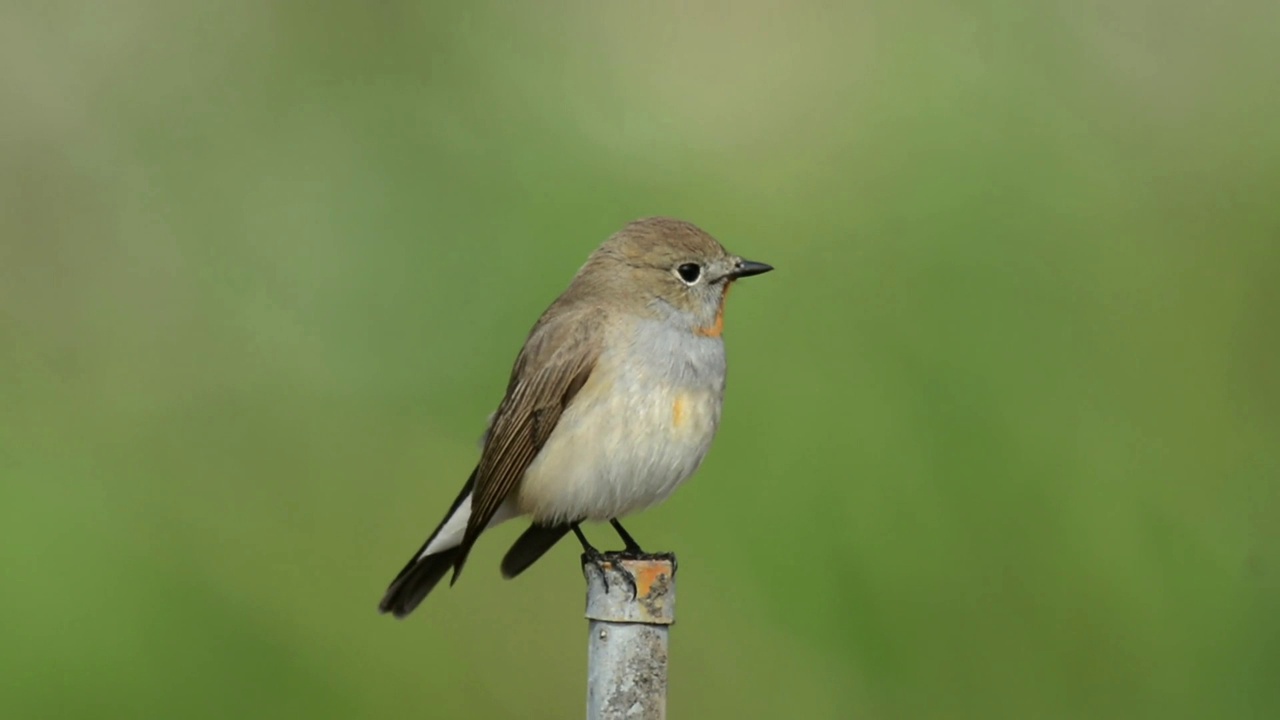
left=632, top=561, right=669, bottom=598
left=695, top=281, right=733, bottom=338
left=672, top=395, right=687, bottom=428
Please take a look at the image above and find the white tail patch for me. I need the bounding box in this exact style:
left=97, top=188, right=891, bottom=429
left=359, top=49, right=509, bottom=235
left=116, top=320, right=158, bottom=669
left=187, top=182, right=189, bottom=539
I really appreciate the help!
left=419, top=491, right=520, bottom=558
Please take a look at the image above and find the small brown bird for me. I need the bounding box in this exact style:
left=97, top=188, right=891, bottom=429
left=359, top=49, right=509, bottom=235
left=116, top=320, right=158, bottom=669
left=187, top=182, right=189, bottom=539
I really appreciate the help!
left=379, top=217, right=772, bottom=618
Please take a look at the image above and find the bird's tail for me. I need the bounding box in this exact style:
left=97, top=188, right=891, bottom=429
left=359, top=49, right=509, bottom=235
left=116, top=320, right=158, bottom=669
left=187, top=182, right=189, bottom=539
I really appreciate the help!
left=501, top=523, right=572, bottom=579
left=378, top=470, right=476, bottom=619
left=378, top=548, right=462, bottom=619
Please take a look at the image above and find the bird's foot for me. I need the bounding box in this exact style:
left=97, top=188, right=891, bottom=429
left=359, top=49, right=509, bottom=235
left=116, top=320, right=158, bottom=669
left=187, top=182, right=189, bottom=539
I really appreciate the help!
left=649, top=551, right=677, bottom=578
left=616, top=549, right=677, bottom=579
left=580, top=548, right=639, bottom=599
left=582, top=550, right=679, bottom=599
left=613, top=547, right=674, bottom=563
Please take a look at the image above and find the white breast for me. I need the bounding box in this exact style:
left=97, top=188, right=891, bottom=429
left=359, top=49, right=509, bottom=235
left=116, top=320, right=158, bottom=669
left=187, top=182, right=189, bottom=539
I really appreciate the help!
left=515, top=319, right=726, bottom=524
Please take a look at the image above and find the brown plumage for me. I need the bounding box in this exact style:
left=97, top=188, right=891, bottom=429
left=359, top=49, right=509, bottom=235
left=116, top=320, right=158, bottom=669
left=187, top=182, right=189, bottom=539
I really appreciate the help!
left=378, top=217, right=773, bottom=618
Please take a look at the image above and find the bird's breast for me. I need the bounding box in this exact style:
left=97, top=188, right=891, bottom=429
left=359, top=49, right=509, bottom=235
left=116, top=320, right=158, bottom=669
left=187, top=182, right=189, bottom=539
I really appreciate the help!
left=515, top=320, right=726, bottom=523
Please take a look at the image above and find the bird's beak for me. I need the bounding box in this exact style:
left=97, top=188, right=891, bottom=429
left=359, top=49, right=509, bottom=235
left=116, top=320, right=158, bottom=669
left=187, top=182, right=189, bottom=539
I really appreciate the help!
left=727, top=259, right=774, bottom=279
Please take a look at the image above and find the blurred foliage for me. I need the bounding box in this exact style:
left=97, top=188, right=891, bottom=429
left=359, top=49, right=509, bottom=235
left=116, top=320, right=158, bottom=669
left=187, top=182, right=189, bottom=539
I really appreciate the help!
left=3, top=1, right=1279, bottom=718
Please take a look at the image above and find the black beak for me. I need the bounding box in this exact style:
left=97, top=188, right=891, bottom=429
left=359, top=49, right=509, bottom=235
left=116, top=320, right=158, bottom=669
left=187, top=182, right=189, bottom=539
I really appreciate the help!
left=728, top=259, right=774, bottom=279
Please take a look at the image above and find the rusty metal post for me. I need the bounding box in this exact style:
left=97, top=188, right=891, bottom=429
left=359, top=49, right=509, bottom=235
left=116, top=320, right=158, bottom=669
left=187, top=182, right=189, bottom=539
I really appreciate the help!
left=583, top=554, right=677, bottom=720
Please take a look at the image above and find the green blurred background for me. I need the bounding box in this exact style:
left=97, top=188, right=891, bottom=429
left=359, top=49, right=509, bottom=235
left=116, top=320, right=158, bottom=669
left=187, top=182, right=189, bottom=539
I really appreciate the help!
left=3, top=1, right=1278, bottom=718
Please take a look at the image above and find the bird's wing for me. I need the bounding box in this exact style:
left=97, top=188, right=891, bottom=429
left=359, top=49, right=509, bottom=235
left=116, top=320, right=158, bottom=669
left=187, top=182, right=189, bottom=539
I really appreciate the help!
left=450, top=306, right=602, bottom=580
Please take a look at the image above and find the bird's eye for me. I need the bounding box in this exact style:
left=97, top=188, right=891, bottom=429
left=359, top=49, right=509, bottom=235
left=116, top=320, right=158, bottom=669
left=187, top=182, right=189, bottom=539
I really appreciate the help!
left=676, top=263, right=702, bottom=284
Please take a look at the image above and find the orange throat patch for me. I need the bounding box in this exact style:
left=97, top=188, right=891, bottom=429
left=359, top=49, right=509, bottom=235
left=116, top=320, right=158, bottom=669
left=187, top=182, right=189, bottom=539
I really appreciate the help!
left=695, top=281, right=733, bottom=338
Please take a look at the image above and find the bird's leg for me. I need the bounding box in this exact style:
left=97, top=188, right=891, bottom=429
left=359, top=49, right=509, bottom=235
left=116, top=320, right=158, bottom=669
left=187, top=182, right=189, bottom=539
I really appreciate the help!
left=573, top=522, right=637, bottom=599
left=573, top=523, right=612, bottom=594
left=609, top=518, right=678, bottom=578
left=609, top=518, right=644, bottom=554
left=572, top=522, right=603, bottom=561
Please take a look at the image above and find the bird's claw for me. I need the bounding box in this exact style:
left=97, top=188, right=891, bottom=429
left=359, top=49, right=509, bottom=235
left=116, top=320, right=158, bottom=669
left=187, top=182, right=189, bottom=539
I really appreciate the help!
left=581, top=549, right=640, bottom=600
left=582, top=550, right=679, bottom=600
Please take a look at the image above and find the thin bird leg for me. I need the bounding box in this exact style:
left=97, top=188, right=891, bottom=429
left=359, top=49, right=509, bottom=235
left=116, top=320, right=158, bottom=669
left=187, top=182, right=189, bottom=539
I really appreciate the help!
left=573, top=522, right=638, bottom=600
left=572, top=522, right=609, bottom=593
left=571, top=523, right=600, bottom=554
left=609, top=518, right=644, bottom=554
left=610, top=519, right=678, bottom=579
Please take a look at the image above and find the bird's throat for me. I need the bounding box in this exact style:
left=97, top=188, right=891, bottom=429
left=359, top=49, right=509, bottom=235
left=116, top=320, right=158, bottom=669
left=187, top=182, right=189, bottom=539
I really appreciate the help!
left=695, top=282, right=733, bottom=338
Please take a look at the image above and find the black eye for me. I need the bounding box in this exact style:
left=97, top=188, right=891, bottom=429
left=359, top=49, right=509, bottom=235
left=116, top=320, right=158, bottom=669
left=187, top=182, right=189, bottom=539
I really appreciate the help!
left=676, top=263, right=702, bottom=284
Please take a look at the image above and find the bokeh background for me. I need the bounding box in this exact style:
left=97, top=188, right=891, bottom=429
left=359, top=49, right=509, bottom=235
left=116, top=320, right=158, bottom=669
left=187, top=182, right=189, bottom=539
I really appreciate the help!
left=3, top=2, right=1279, bottom=718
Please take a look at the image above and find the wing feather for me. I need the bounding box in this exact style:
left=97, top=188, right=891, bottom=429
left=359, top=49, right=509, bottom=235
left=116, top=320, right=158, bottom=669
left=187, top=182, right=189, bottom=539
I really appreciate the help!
left=449, top=308, right=602, bottom=581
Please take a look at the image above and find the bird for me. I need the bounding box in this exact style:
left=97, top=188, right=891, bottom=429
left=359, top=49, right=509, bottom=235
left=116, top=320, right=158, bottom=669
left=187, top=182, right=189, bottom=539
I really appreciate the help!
left=378, top=217, right=773, bottom=618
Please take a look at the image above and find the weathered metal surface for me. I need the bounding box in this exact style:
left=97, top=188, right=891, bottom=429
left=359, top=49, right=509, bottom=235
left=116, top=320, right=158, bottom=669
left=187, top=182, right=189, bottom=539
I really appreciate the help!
left=584, top=554, right=676, bottom=720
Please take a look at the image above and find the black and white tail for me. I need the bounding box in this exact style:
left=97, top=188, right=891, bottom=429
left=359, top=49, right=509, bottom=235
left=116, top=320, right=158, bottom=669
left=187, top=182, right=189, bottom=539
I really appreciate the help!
left=379, top=470, right=575, bottom=618
left=378, top=471, right=476, bottom=619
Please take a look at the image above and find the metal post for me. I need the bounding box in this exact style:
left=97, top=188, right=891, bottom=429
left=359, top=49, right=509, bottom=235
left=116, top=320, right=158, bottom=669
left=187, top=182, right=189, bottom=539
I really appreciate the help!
left=583, top=553, right=677, bottom=720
